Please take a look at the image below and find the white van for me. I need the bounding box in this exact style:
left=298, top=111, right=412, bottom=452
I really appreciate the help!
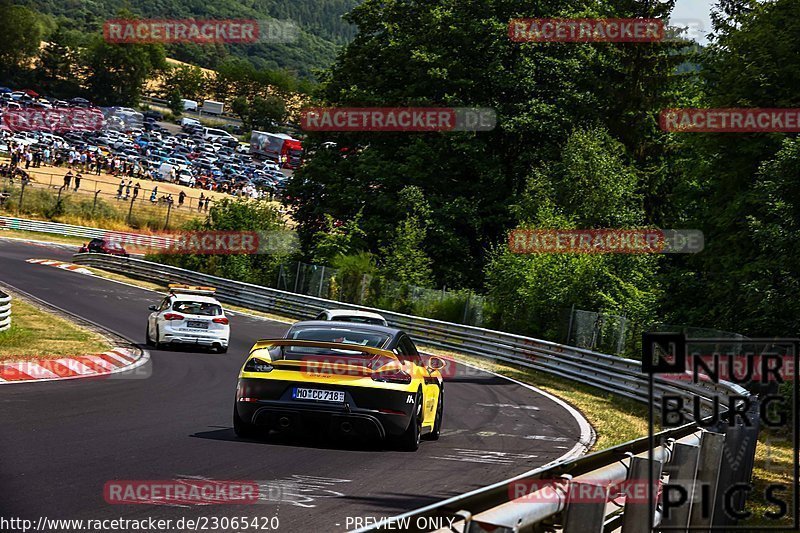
left=182, top=99, right=198, bottom=112
left=157, top=162, right=176, bottom=182
left=203, top=127, right=237, bottom=143
left=181, top=117, right=201, bottom=131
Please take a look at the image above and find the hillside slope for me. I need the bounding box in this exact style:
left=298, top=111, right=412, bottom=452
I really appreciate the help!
left=15, top=0, right=361, bottom=78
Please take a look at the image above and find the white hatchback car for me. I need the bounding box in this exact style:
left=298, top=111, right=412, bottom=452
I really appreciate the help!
left=146, top=285, right=230, bottom=353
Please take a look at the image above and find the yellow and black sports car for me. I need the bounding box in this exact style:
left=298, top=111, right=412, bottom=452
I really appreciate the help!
left=233, top=321, right=445, bottom=451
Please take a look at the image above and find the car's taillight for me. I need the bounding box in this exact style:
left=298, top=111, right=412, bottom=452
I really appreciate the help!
left=163, top=313, right=184, bottom=320
left=244, top=358, right=273, bottom=373
left=213, top=317, right=229, bottom=325
left=372, top=370, right=412, bottom=384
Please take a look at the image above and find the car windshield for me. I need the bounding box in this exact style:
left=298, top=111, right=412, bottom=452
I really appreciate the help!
left=172, top=301, right=222, bottom=316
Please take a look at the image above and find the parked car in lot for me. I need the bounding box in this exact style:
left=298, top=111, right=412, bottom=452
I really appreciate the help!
left=177, top=169, right=196, bottom=187
left=181, top=117, right=201, bottom=131
left=203, top=127, right=238, bottom=145
left=143, top=110, right=163, bottom=121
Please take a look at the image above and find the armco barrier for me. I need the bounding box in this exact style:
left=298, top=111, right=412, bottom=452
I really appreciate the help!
left=71, top=253, right=742, bottom=410
left=0, top=216, right=172, bottom=249
left=0, top=290, right=10, bottom=332
left=71, top=253, right=757, bottom=531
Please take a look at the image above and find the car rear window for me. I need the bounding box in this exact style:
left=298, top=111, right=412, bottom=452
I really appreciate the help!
left=290, top=327, right=389, bottom=347
left=335, top=316, right=386, bottom=325
left=172, top=301, right=222, bottom=316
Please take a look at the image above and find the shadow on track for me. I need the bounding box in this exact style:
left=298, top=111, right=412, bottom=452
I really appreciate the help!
left=191, top=426, right=389, bottom=452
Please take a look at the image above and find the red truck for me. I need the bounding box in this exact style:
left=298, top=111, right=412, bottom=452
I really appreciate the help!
left=250, top=131, right=303, bottom=169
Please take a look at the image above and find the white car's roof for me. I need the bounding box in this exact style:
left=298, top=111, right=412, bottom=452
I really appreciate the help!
left=169, top=294, right=221, bottom=305
left=324, top=309, right=386, bottom=320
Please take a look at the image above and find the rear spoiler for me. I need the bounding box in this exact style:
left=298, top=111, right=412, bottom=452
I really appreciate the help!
left=250, top=339, right=399, bottom=360
left=248, top=339, right=405, bottom=376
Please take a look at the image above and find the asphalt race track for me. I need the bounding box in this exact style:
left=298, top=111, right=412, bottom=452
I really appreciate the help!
left=0, top=238, right=588, bottom=532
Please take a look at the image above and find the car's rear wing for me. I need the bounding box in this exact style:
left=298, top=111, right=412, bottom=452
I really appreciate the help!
left=248, top=339, right=404, bottom=374
left=250, top=339, right=399, bottom=359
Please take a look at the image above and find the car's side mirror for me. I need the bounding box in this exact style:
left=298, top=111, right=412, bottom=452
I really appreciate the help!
left=427, top=356, right=446, bottom=372
left=148, top=305, right=158, bottom=311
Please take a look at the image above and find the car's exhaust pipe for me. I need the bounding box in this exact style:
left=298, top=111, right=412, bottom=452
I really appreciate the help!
left=340, top=421, right=352, bottom=433
left=279, top=416, right=291, bottom=428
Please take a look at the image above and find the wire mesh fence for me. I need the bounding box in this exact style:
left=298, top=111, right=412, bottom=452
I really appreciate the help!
left=275, top=260, right=485, bottom=326
left=565, top=306, right=748, bottom=358
left=0, top=172, right=214, bottom=231
left=566, top=307, right=631, bottom=356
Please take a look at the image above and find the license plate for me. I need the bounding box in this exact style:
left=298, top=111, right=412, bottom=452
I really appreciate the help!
left=186, top=320, right=208, bottom=329
left=292, top=388, right=345, bottom=403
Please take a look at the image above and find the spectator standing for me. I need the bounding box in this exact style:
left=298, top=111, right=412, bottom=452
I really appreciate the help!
left=198, top=192, right=205, bottom=212
left=74, top=173, right=82, bottom=192
left=116, top=178, right=125, bottom=199
left=125, top=180, right=132, bottom=199
left=178, top=190, right=186, bottom=208
left=150, top=186, right=158, bottom=203
left=63, top=171, right=73, bottom=190
left=133, top=182, right=140, bottom=200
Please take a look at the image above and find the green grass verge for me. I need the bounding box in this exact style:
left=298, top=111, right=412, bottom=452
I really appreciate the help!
left=0, top=293, right=111, bottom=360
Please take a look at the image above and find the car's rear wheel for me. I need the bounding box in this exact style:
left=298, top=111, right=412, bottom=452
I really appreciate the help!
left=426, top=389, right=443, bottom=441
left=145, top=324, right=154, bottom=346
left=397, top=390, right=422, bottom=451
left=153, top=326, right=163, bottom=350
left=233, top=405, right=258, bottom=439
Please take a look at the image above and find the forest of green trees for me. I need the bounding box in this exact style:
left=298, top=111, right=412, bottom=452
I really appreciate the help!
left=10, top=0, right=360, bottom=78
left=3, top=0, right=798, bottom=348
left=284, top=0, right=800, bottom=342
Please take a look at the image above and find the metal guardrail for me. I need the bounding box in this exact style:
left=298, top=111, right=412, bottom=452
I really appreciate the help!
left=0, top=216, right=173, bottom=249
left=0, top=290, right=10, bottom=332
left=70, top=253, right=757, bottom=532
left=71, top=253, right=744, bottom=409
